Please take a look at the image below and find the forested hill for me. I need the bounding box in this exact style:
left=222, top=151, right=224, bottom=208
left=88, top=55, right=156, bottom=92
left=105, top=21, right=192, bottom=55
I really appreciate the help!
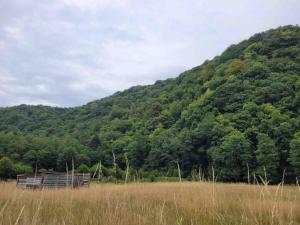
left=0, top=25, right=300, bottom=183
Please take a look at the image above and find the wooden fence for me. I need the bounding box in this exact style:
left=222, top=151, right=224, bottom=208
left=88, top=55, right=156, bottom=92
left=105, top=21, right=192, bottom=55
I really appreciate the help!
left=16, top=172, right=90, bottom=189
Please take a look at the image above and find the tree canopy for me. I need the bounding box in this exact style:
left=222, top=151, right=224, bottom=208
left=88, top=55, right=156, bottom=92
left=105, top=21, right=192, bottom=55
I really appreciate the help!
left=0, top=25, right=299, bottom=183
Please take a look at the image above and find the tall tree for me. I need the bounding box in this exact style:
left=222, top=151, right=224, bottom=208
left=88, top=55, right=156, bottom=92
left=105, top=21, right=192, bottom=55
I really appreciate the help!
left=211, top=130, right=252, bottom=182
left=88, top=134, right=101, bottom=150
left=0, top=157, right=14, bottom=180
left=255, top=133, right=280, bottom=182
left=288, top=133, right=300, bottom=177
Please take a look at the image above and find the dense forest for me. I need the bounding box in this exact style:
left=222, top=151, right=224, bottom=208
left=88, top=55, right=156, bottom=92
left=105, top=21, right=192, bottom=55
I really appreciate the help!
left=0, top=25, right=299, bottom=183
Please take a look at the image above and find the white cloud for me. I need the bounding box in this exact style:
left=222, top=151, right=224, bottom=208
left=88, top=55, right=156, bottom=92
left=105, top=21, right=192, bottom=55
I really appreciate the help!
left=4, top=26, right=23, bottom=39
left=0, top=0, right=299, bottom=107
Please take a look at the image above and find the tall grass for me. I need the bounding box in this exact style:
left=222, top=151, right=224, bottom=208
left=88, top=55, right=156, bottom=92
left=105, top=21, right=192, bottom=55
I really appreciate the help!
left=0, top=181, right=299, bottom=225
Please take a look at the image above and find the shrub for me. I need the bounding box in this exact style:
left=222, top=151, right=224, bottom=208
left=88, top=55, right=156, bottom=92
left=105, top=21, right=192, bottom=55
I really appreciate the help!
left=0, top=157, right=14, bottom=180
left=13, top=163, right=32, bottom=177
left=77, top=164, right=90, bottom=173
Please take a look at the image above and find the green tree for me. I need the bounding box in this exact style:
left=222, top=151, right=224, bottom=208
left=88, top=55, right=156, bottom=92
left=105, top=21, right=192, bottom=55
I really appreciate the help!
left=210, top=131, right=252, bottom=182
left=13, top=163, right=32, bottom=177
left=0, top=26, right=299, bottom=183
left=77, top=152, right=91, bottom=166
left=127, top=134, right=150, bottom=168
left=255, top=133, right=280, bottom=182
left=224, top=59, right=246, bottom=76
left=288, top=133, right=300, bottom=177
left=77, top=164, right=90, bottom=173
left=56, top=147, right=78, bottom=171
left=88, top=134, right=101, bottom=150
left=0, top=157, right=14, bottom=180
left=23, top=150, right=40, bottom=169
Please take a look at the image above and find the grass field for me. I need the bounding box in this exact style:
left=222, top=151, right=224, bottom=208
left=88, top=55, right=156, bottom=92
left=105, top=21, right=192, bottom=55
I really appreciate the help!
left=0, top=181, right=299, bottom=225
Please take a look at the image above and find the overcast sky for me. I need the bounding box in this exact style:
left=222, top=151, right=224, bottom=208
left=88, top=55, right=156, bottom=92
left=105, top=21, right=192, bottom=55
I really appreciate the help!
left=0, top=0, right=299, bottom=107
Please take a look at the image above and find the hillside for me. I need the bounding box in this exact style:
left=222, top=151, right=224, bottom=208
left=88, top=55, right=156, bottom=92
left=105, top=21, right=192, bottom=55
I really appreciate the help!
left=0, top=25, right=300, bottom=182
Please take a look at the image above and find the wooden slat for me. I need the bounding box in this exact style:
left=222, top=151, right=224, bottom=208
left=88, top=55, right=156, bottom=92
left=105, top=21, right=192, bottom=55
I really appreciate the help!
left=17, top=173, right=91, bottom=189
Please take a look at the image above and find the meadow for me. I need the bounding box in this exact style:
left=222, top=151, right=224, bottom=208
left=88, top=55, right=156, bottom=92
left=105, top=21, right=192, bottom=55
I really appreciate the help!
left=0, top=181, right=299, bottom=225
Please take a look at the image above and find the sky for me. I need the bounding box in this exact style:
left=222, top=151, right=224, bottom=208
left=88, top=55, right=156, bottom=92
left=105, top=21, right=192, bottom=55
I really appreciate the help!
left=0, top=0, right=299, bottom=107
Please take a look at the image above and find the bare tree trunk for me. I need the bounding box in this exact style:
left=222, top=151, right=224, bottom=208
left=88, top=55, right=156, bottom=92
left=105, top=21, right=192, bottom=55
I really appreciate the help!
left=34, top=161, right=38, bottom=178
left=98, top=160, right=102, bottom=183
left=112, top=151, right=117, bottom=183
left=135, top=170, right=139, bottom=182
left=124, top=154, right=129, bottom=184
left=66, top=162, right=69, bottom=187
left=198, top=167, right=204, bottom=182
left=92, top=162, right=99, bottom=180
left=246, top=163, right=250, bottom=184
left=177, top=159, right=182, bottom=182
left=72, top=158, right=74, bottom=189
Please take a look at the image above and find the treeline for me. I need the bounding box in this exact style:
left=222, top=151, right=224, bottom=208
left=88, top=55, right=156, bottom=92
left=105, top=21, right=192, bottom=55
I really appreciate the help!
left=0, top=157, right=32, bottom=180
left=0, top=155, right=183, bottom=182
left=0, top=25, right=300, bottom=183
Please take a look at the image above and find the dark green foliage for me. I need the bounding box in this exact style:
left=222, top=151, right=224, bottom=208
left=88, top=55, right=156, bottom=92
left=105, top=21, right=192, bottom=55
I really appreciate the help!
left=0, top=157, right=14, bottom=180
left=289, top=133, right=300, bottom=177
left=88, top=134, right=101, bottom=150
left=255, top=133, right=280, bottom=182
left=0, top=25, right=300, bottom=182
left=127, top=134, right=150, bottom=168
left=0, top=156, right=32, bottom=180
left=210, top=131, right=252, bottom=182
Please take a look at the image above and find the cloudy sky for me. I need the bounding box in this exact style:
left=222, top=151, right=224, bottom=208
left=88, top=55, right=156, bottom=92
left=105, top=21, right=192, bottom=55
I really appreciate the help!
left=0, top=0, right=299, bottom=107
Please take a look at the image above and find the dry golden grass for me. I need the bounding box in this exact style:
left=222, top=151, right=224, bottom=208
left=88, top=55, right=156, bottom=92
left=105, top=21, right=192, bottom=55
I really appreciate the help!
left=0, top=181, right=299, bottom=225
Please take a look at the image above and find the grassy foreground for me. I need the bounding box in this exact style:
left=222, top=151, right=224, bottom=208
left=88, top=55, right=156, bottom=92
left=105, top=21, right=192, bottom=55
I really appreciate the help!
left=0, top=182, right=299, bottom=225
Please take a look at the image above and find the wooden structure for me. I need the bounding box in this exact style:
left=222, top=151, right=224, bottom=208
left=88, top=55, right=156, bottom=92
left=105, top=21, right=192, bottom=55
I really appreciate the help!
left=16, top=172, right=90, bottom=189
